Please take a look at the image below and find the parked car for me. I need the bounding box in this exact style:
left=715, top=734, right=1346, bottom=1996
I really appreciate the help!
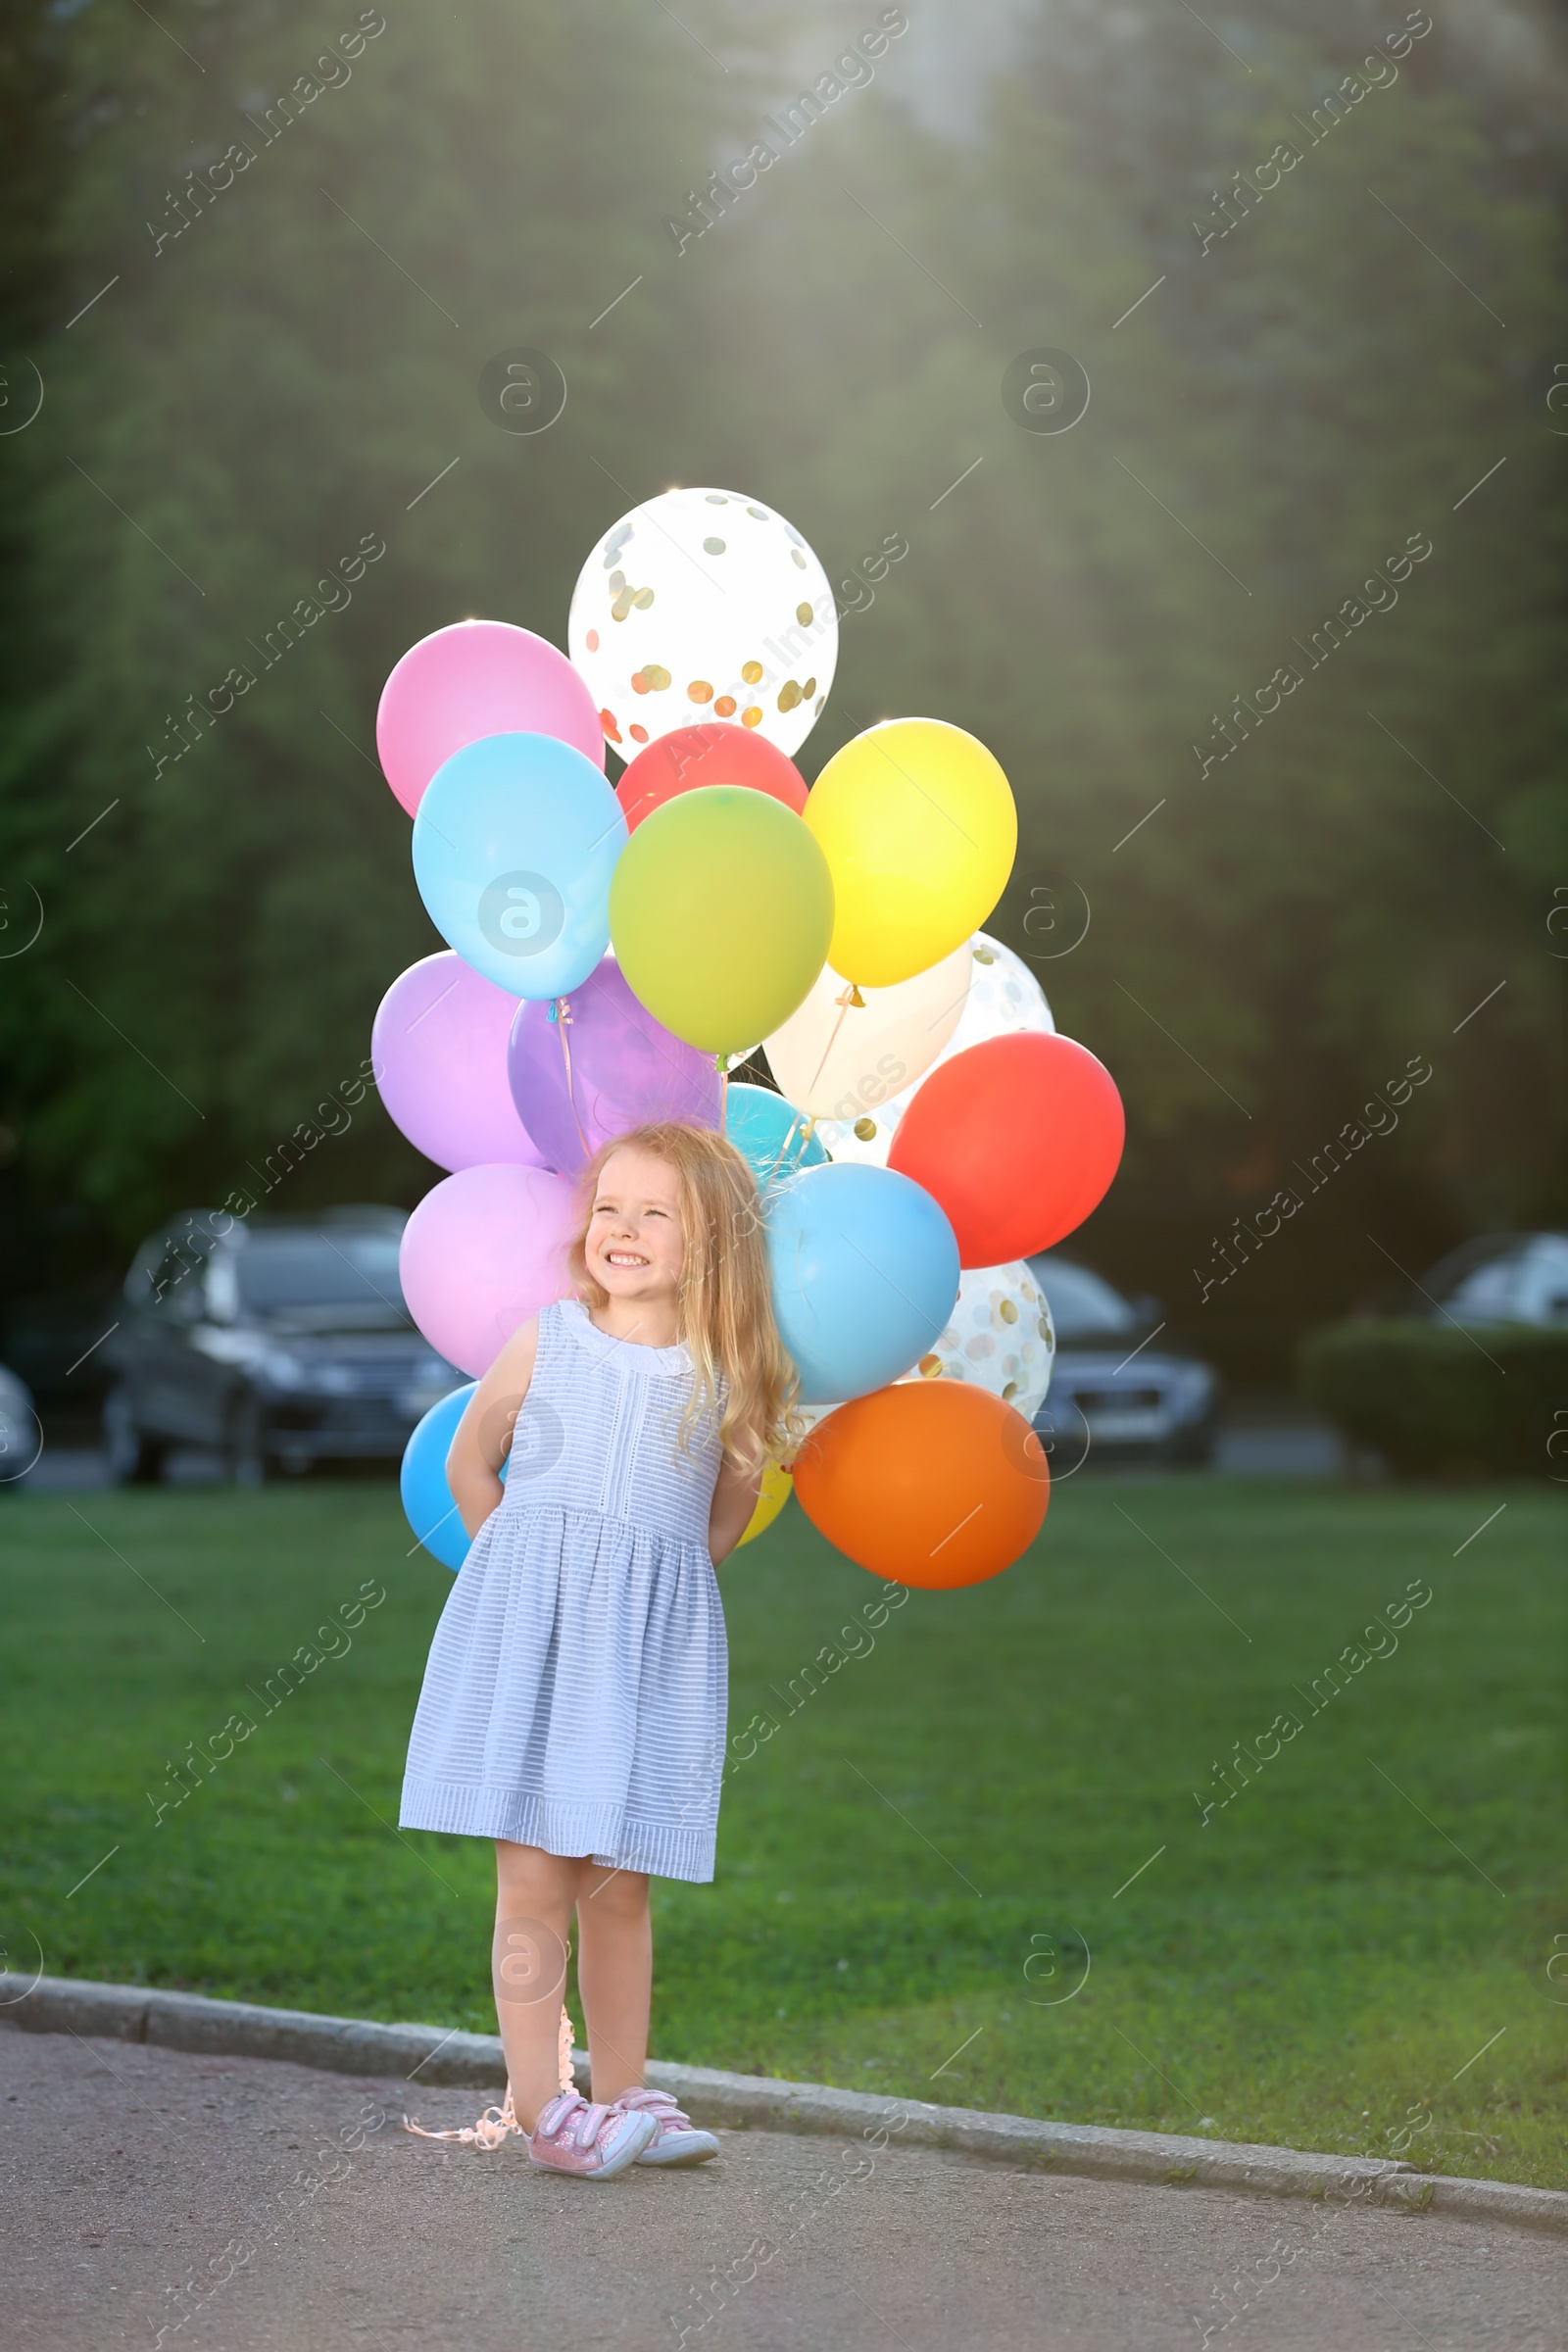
left=103, top=1207, right=463, bottom=1485
left=1028, top=1252, right=1219, bottom=1467
left=1416, top=1231, right=1568, bottom=1327
left=0, top=1361, right=41, bottom=1489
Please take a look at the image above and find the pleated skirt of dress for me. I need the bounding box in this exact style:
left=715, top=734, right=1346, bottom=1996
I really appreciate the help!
left=398, top=1499, right=727, bottom=1883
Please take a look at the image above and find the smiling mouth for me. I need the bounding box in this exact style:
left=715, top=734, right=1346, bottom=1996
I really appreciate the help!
left=604, top=1250, right=650, bottom=1268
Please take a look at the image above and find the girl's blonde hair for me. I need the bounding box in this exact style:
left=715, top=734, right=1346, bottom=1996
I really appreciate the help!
left=567, top=1121, right=798, bottom=1475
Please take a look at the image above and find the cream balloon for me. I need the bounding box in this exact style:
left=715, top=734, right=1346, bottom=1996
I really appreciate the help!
left=899, top=1259, right=1055, bottom=1421
left=567, top=488, right=838, bottom=761
left=760, top=943, right=970, bottom=1123
left=815, top=933, right=1054, bottom=1165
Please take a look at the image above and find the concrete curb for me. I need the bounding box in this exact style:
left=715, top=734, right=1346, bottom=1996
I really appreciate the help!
left=5, top=1972, right=1564, bottom=2234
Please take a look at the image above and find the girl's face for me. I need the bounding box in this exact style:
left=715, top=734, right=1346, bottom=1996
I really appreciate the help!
left=584, top=1148, right=687, bottom=1304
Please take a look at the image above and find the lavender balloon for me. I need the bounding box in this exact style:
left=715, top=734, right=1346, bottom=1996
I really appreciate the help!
left=508, top=955, right=721, bottom=1176
left=373, top=953, right=549, bottom=1173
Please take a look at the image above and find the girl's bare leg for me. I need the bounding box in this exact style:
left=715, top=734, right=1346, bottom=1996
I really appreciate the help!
left=574, top=1866, right=652, bottom=2105
left=493, top=1839, right=582, bottom=2131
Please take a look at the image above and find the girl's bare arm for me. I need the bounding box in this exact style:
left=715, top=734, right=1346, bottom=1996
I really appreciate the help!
left=709, top=1443, right=765, bottom=1567
left=446, top=1317, right=540, bottom=1540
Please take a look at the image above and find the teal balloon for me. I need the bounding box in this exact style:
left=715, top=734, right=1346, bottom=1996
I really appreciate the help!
left=412, top=731, right=627, bottom=1000
left=764, top=1162, right=959, bottom=1405
left=725, top=1082, right=828, bottom=1190
left=401, top=1382, right=479, bottom=1571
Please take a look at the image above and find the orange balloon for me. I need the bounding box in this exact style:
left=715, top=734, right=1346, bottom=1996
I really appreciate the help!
left=793, top=1382, right=1049, bottom=1590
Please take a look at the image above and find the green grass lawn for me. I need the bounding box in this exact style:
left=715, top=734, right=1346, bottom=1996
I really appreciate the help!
left=2, top=1473, right=1563, bottom=2186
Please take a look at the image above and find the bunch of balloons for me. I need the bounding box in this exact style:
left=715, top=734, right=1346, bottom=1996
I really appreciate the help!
left=377, top=488, right=1125, bottom=1591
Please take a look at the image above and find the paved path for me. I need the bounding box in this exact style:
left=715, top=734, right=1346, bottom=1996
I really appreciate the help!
left=3, top=2027, right=1562, bottom=2350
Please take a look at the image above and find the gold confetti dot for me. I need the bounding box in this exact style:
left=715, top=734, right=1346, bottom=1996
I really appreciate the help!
left=585, top=629, right=599, bottom=652
left=918, top=1353, right=944, bottom=1377
left=1003, top=1381, right=1018, bottom=1401
left=777, top=681, right=802, bottom=713
left=802, top=676, right=816, bottom=698
left=644, top=664, right=672, bottom=691
left=741, top=706, right=762, bottom=727
left=854, top=1117, right=878, bottom=1141
left=1037, top=1316, right=1052, bottom=1340
left=633, top=587, right=655, bottom=609
left=713, top=695, right=737, bottom=717
left=609, top=570, right=626, bottom=592
left=704, top=536, right=726, bottom=555
left=688, top=680, right=713, bottom=703
left=741, top=660, right=763, bottom=684
left=629, top=723, right=648, bottom=743
left=974, top=947, right=996, bottom=964
left=706, top=493, right=727, bottom=504
left=999, top=1298, right=1017, bottom=1324
left=611, top=590, right=633, bottom=622
left=791, top=548, right=808, bottom=569
left=813, top=695, right=824, bottom=713
left=747, top=504, right=768, bottom=518
left=795, top=603, right=812, bottom=626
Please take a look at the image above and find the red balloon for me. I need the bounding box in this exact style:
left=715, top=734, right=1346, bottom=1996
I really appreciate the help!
left=616, top=723, right=807, bottom=832
left=888, top=1032, right=1124, bottom=1266
left=793, top=1381, right=1049, bottom=1589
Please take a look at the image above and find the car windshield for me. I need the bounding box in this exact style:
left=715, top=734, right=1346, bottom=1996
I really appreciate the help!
left=1030, top=1254, right=1139, bottom=1342
left=1436, top=1234, right=1568, bottom=1327
left=228, top=1234, right=410, bottom=1330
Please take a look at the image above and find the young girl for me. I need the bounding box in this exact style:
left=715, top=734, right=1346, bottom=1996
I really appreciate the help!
left=399, top=1120, right=794, bottom=2180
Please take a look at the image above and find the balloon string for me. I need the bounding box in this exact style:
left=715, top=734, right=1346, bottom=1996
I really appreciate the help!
left=556, top=999, right=592, bottom=1159
left=762, top=1112, right=817, bottom=1192
left=802, top=982, right=864, bottom=1105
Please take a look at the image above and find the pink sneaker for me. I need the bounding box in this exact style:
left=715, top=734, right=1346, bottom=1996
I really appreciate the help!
left=526, top=2091, right=657, bottom=2180
left=614, top=2084, right=720, bottom=2166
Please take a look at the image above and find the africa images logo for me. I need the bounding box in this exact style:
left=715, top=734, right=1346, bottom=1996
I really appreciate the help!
left=477, top=870, right=565, bottom=956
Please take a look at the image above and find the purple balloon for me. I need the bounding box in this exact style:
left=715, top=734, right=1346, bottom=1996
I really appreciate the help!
left=373, top=953, right=549, bottom=1173
left=508, top=955, right=721, bottom=1176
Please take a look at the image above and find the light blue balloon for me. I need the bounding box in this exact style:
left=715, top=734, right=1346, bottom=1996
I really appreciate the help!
left=764, top=1162, right=959, bottom=1405
left=412, top=732, right=627, bottom=1000
left=400, top=1382, right=477, bottom=1571
left=725, top=1082, right=829, bottom=1190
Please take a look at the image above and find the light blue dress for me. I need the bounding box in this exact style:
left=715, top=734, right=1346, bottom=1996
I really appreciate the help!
left=399, top=1299, right=728, bottom=1883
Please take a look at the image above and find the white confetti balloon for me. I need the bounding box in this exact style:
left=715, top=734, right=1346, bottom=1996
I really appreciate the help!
left=567, top=488, right=838, bottom=761
left=814, top=933, right=1054, bottom=1165
left=899, top=1260, right=1055, bottom=1420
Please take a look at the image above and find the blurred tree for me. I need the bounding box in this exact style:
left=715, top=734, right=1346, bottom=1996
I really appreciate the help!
left=0, top=0, right=1563, bottom=1380
left=0, top=0, right=749, bottom=1239
left=689, top=1, right=1566, bottom=1361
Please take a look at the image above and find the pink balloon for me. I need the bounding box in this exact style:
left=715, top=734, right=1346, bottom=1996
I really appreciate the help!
left=376, top=620, right=605, bottom=816
left=372, top=954, right=549, bottom=1173
left=400, top=1164, right=577, bottom=1378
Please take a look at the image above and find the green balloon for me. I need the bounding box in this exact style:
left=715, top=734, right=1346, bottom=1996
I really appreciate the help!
left=610, top=787, right=835, bottom=1055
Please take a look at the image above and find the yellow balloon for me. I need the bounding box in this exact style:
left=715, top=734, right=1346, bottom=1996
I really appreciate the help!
left=735, top=1459, right=793, bottom=1549
left=805, top=719, right=1017, bottom=988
